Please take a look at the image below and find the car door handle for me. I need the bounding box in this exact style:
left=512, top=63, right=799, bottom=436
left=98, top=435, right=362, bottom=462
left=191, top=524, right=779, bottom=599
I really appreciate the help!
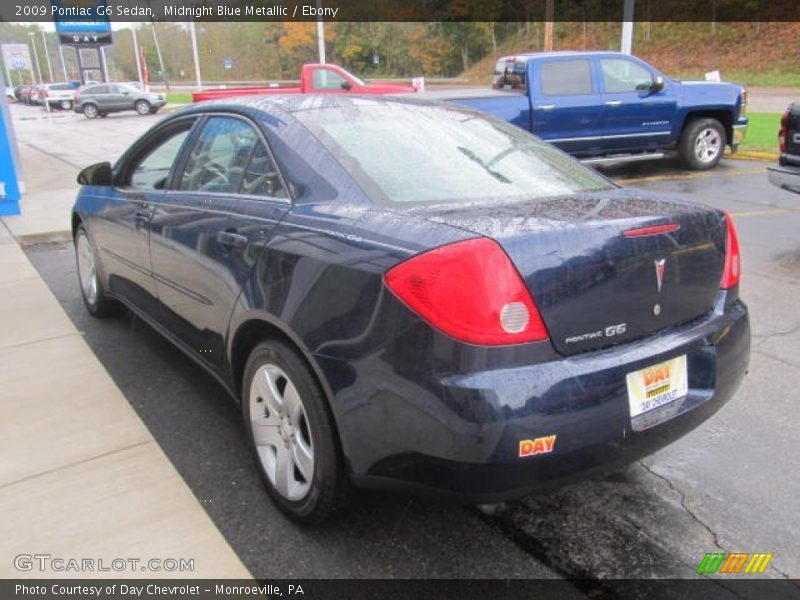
left=536, top=104, right=556, bottom=110
left=217, top=230, right=248, bottom=250
left=605, top=100, right=622, bottom=107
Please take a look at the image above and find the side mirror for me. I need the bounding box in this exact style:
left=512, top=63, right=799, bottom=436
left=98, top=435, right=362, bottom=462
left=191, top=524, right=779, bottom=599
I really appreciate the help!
left=650, top=76, right=665, bottom=93
left=340, top=80, right=352, bottom=91
left=77, top=162, right=113, bottom=186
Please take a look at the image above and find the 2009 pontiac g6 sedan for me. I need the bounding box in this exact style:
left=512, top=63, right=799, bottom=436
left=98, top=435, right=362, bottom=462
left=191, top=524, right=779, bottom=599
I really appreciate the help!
left=71, top=96, right=750, bottom=523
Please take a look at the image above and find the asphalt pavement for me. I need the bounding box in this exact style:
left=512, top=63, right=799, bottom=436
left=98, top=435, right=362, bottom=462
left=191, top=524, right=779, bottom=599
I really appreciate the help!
left=10, top=100, right=800, bottom=588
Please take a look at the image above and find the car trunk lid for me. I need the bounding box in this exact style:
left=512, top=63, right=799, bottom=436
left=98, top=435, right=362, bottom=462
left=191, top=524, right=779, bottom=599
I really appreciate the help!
left=404, top=190, right=726, bottom=355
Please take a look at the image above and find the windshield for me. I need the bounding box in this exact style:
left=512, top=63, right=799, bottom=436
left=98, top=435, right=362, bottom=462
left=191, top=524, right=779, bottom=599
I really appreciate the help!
left=296, top=102, right=614, bottom=206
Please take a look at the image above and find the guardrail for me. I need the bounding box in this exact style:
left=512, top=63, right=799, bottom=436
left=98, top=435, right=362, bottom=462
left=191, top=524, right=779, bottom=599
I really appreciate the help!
left=149, top=77, right=471, bottom=92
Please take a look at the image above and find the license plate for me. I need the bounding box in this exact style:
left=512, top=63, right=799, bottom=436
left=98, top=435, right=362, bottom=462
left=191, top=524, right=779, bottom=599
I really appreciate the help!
left=626, top=355, right=688, bottom=418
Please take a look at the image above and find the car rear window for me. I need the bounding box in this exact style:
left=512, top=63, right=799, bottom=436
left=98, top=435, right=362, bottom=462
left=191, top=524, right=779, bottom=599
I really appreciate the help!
left=296, top=102, right=613, bottom=206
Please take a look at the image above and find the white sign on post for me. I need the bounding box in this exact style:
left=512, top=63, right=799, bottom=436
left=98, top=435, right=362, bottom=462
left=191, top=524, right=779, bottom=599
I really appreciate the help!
left=2, top=44, right=33, bottom=85
left=2, top=44, right=32, bottom=71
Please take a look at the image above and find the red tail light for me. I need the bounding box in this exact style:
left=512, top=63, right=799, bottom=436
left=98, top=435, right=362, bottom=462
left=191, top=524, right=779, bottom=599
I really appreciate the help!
left=384, top=237, right=549, bottom=345
left=720, top=212, right=741, bottom=289
left=779, top=109, right=789, bottom=153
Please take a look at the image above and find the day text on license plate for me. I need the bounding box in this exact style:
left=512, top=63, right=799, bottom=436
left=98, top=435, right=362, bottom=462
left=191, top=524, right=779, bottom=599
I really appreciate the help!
left=626, top=355, right=688, bottom=418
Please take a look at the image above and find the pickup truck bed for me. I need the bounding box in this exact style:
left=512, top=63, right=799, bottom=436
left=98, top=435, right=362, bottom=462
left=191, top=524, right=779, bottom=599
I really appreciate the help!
left=768, top=101, right=800, bottom=194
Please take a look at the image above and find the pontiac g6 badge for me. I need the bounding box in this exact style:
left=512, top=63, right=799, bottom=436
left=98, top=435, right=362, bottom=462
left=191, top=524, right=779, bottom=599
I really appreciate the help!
left=654, top=258, right=666, bottom=292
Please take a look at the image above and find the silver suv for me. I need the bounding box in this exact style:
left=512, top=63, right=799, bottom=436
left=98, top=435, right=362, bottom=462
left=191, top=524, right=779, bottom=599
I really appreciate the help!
left=74, top=82, right=166, bottom=119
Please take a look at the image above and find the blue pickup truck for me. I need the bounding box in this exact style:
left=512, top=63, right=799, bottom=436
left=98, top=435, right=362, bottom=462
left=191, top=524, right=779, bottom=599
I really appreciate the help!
left=443, top=51, right=748, bottom=170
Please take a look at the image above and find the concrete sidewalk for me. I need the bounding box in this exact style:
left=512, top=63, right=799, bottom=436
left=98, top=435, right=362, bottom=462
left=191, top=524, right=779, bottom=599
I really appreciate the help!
left=0, top=146, right=250, bottom=578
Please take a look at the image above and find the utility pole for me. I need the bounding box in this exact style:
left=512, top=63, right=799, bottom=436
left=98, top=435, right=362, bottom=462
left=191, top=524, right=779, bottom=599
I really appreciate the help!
left=99, top=46, right=109, bottom=82
left=189, top=21, right=202, bottom=89
left=28, top=33, right=42, bottom=83
left=150, top=22, right=169, bottom=92
left=544, top=0, right=555, bottom=51
left=621, top=0, right=635, bottom=55
left=58, top=45, right=67, bottom=81
left=40, top=31, right=53, bottom=82
left=316, top=0, right=326, bottom=63
left=131, top=26, right=144, bottom=89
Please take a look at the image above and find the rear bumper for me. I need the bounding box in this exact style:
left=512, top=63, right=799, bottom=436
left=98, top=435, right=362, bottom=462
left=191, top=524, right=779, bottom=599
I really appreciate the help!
left=336, top=295, right=750, bottom=502
left=768, top=163, right=800, bottom=194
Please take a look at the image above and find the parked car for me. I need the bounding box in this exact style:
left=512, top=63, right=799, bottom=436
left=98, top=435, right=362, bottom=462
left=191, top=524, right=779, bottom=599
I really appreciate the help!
left=193, top=63, right=419, bottom=102
left=5, top=86, right=15, bottom=101
left=18, top=84, right=33, bottom=104
left=29, top=83, right=46, bottom=105
left=41, top=81, right=81, bottom=110
left=767, top=102, right=800, bottom=194
left=71, top=96, right=750, bottom=524
left=443, top=51, right=748, bottom=170
left=74, top=82, right=165, bottom=119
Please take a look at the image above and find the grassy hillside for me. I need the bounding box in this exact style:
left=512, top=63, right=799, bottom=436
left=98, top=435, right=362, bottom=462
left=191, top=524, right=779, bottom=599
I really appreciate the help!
left=462, top=22, right=800, bottom=87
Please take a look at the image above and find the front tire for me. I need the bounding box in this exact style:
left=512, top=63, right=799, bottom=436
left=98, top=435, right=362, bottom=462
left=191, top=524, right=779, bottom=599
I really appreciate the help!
left=134, top=100, right=151, bottom=115
left=74, top=225, right=120, bottom=318
left=680, top=117, right=725, bottom=170
left=82, top=103, right=98, bottom=119
left=243, top=340, right=348, bottom=524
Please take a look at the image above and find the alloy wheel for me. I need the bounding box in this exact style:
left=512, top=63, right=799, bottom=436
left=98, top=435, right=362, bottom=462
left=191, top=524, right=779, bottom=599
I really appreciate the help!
left=76, top=232, right=98, bottom=306
left=249, top=363, right=314, bottom=501
left=694, top=128, right=722, bottom=163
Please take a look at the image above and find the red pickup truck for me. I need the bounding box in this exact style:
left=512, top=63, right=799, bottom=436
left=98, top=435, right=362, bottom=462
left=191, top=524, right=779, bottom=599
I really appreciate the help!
left=193, top=63, right=419, bottom=102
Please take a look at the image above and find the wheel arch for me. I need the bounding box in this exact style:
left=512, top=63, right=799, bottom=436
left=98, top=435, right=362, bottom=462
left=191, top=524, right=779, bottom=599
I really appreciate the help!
left=680, top=110, right=734, bottom=145
left=71, top=212, right=83, bottom=239
left=228, top=314, right=352, bottom=467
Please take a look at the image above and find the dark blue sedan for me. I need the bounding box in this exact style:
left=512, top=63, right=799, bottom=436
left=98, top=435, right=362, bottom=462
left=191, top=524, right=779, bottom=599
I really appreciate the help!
left=71, top=96, right=750, bottom=523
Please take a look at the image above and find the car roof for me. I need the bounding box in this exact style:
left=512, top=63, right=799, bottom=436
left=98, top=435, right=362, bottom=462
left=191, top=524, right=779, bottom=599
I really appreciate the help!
left=510, top=50, right=630, bottom=60
left=175, top=94, right=469, bottom=120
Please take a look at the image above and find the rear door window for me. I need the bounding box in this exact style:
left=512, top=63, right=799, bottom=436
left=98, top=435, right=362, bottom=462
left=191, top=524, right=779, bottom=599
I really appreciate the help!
left=239, top=141, right=287, bottom=199
left=539, top=60, right=593, bottom=95
left=178, top=116, right=259, bottom=194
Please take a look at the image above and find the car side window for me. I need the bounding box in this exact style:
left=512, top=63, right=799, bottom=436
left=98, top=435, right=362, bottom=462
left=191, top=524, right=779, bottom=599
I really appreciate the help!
left=601, top=58, right=654, bottom=93
left=178, top=117, right=259, bottom=194
left=240, top=141, right=287, bottom=199
left=540, top=60, right=593, bottom=96
left=89, top=85, right=108, bottom=95
left=128, top=126, right=192, bottom=190
left=312, top=68, right=347, bottom=90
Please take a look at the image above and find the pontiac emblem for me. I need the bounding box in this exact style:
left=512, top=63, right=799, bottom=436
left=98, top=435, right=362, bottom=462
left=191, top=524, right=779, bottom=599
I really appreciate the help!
left=654, top=258, right=666, bottom=293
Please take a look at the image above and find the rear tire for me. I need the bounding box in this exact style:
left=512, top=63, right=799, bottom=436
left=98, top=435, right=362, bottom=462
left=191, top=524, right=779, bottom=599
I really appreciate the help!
left=82, top=103, right=98, bottom=119
left=134, top=100, right=151, bottom=115
left=59, top=99, right=72, bottom=110
left=74, top=224, right=121, bottom=318
left=680, top=117, right=725, bottom=170
left=242, top=339, right=349, bottom=524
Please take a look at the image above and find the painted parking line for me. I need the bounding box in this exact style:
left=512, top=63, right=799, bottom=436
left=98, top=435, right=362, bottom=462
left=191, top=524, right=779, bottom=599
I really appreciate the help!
left=729, top=209, right=793, bottom=218
left=614, top=166, right=765, bottom=185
